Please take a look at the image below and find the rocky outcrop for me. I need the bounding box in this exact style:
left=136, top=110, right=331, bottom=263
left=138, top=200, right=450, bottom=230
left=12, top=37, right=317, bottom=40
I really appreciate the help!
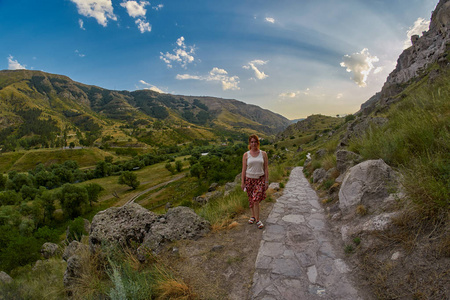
left=338, top=159, right=399, bottom=215
left=89, top=203, right=158, bottom=252
left=382, top=0, right=450, bottom=97
left=138, top=206, right=210, bottom=257
left=41, top=242, right=59, bottom=259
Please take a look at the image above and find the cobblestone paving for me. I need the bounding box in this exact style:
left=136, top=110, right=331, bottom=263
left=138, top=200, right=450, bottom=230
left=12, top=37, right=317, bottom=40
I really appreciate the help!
left=250, top=167, right=362, bottom=300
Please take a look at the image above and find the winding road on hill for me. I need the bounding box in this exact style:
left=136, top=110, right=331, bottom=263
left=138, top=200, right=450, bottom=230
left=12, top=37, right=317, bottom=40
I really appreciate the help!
left=250, top=167, right=363, bottom=300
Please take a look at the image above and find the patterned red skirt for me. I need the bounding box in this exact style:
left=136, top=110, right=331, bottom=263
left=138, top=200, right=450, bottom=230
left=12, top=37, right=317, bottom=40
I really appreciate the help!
left=245, top=176, right=266, bottom=208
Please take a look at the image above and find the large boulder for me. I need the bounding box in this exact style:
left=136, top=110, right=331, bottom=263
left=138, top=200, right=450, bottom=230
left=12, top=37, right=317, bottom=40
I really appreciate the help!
left=41, top=242, right=59, bottom=259
left=339, top=159, right=398, bottom=213
left=336, top=150, right=362, bottom=175
left=138, top=206, right=210, bottom=257
left=89, top=203, right=158, bottom=252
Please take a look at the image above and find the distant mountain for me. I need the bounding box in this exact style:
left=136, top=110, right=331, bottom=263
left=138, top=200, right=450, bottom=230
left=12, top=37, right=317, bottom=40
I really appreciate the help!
left=0, top=70, right=290, bottom=151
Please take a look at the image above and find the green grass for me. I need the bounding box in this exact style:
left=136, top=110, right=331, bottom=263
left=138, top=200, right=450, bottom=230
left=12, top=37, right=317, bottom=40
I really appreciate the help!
left=4, top=148, right=114, bottom=172
left=348, top=70, right=450, bottom=213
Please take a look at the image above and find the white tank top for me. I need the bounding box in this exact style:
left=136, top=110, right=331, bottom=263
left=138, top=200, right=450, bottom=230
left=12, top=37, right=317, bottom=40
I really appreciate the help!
left=246, top=150, right=265, bottom=179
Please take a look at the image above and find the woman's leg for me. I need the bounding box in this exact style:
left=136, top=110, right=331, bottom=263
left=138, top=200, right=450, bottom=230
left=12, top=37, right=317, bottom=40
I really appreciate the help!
left=253, top=201, right=260, bottom=221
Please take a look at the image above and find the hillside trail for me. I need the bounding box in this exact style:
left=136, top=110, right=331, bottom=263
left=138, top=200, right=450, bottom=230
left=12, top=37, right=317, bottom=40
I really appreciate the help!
left=122, top=174, right=186, bottom=206
left=250, top=167, right=364, bottom=300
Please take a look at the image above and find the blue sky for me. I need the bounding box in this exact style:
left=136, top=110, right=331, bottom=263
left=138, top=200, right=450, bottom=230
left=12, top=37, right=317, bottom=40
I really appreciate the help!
left=0, top=0, right=438, bottom=119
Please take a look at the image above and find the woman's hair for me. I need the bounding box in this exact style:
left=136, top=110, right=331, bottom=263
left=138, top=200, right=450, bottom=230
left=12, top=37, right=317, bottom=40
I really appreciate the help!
left=248, top=134, right=260, bottom=150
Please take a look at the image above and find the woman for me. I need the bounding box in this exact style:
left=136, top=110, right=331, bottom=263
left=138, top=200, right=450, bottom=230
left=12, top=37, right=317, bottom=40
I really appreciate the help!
left=241, top=134, right=269, bottom=229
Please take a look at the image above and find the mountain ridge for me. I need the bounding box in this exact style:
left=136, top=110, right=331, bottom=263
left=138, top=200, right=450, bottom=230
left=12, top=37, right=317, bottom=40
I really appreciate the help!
left=0, top=69, right=290, bottom=151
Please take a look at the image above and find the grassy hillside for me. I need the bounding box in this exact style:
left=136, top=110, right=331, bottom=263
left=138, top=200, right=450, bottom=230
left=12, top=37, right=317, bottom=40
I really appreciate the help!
left=0, top=70, right=290, bottom=153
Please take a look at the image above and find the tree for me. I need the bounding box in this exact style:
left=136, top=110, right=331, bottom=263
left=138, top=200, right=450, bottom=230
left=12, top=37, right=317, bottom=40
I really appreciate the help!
left=118, top=171, right=140, bottom=190
left=37, top=191, right=56, bottom=223
left=85, top=183, right=104, bottom=207
left=0, top=174, right=6, bottom=190
left=58, top=184, right=89, bottom=219
left=175, top=160, right=183, bottom=172
left=165, top=162, right=175, bottom=174
left=190, top=163, right=204, bottom=179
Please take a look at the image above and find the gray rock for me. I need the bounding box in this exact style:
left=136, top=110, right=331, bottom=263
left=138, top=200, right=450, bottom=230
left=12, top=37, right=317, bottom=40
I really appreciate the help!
left=336, top=150, right=362, bottom=175
left=63, top=255, right=84, bottom=296
left=41, top=242, right=59, bottom=259
left=0, top=271, right=13, bottom=284
left=339, top=159, right=398, bottom=213
left=268, top=182, right=280, bottom=191
left=211, top=245, right=224, bottom=252
left=89, top=203, right=158, bottom=253
left=225, top=182, right=237, bottom=192
left=208, top=183, right=219, bottom=192
left=63, top=240, right=88, bottom=261
left=139, top=206, right=210, bottom=257
left=312, top=168, right=327, bottom=183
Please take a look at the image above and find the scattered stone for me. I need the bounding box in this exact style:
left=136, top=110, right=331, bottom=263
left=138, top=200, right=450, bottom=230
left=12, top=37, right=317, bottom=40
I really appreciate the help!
left=63, top=240, right=88, bottom=261
left=391, top=251, right=401, bottom=261
left=268, top=182, right=280, bottom=191
left=211, top=245, right=224, bottom=252
left=313, top=168, right=326, bottom=183
left=63, top=255, right=85, bottom=296
left=0, top=271, right=13, bottom=284
left=307, top=265, right=318, bottom=283
left=41, top=242, right=59, bottom=259
left=165, top=202, right=172, bottom=210
left=208, top=182, right=219, bottom=192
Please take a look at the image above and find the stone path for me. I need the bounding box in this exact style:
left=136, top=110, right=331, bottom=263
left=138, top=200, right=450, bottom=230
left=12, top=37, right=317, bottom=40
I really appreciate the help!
left=250, top=167, right=362, bottom=300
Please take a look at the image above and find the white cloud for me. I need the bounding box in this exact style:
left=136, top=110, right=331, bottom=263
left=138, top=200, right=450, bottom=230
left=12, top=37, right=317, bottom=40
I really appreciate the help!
left=78, top=19, right=85, bottom=30
left=265, top=17, right=275, bottom=24
left=7, top=55, right=26, bottom=70
left=160, top=37, right=196, bottom=69
left=176, top=67, right=240, bottom=91
left=278, top=88, right=310, bottom=99
left=336, top=93, right=343, bottom=99
left=70, top=0, right=117, bottom=27
left=373, top=67, right=383, bottom=74
left=243, top=60, right=269, bottom=80
left=279, top=92, right=297, bottom=98
left=120, top=1, right=149, bottom=18
left=340, top=48, right=379, bottom=87
left=152, top=4, right=163, bottom=11
left=75, top=50, right=85, bottom=57
left=139, top=80, right=164, bottom=93
left=403, top=17, right=430, bottom=49
left=135, top=19, right=151, bottom=33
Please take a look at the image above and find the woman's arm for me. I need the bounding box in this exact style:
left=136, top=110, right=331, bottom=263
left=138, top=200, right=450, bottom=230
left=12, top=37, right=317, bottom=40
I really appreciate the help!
left=263, top=151, right=269, bottom=190
left=241, top=152, right=247, bottom=190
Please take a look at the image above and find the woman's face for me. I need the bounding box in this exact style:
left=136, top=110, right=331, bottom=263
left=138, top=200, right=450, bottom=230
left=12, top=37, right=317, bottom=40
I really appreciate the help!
left=250, top=138, right=258, bottom=149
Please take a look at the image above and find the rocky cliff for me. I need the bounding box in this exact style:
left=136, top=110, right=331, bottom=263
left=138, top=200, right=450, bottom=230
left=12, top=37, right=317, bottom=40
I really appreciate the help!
left=367, top=0, right=450, bottom=106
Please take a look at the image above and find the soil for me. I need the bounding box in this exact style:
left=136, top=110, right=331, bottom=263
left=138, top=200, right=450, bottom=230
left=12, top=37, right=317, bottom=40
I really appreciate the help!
left=159, top=200, right=275, bottom=300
